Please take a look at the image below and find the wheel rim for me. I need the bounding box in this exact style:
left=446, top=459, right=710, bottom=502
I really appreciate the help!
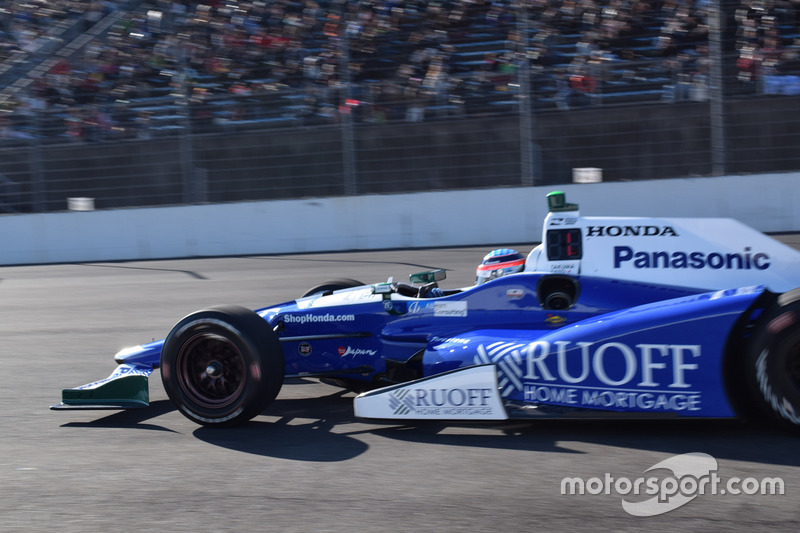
left=786, top=335, right=800, bottom=393
left=176, top=333, right=247, bottom=409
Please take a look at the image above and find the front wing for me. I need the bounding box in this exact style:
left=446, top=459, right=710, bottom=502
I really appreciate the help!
left=51, top=363, right=153, bottom=410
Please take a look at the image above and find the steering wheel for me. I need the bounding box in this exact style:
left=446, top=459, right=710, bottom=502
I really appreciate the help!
left=416, top=282, right=439, bottom=298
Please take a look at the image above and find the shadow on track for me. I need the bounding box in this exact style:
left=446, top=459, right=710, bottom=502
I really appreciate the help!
left=369, top=418, right=800, bottom=467
left=193, top=390, right=369, bottom=461
left=59, top=400, right=179, bottom=432
left=196, top=391, right=800, bottom=466
left=57, top=388, right=800, bottom=467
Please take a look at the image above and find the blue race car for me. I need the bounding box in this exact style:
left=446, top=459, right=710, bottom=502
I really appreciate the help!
left=54, top=192, right=800, bottom=429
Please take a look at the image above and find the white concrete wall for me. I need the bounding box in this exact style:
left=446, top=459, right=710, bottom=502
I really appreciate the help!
left=2, top=172, right=798, bottom=265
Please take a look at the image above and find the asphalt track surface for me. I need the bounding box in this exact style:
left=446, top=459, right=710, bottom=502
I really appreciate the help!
left=3, top=237, right=800, bottom=532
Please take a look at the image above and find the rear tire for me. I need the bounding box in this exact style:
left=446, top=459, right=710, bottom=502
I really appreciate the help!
left=160, top=305, right=284, bottom=427
left=745, top=289, right=800, bottom=429
left=301, top=278, right=364, bottom=298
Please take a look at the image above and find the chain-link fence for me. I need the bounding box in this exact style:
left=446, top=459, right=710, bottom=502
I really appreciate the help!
left=0, top=1, right=798, bottom=213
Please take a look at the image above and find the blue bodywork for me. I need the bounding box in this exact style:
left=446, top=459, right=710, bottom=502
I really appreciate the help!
left=114, top=272, right=771, bottom=419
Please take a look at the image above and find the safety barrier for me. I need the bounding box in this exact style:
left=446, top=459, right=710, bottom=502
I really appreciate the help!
left=1, top=172, right=798, bottom=266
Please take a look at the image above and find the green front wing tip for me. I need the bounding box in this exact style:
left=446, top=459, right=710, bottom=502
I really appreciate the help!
left=51, top=374, right=150, bottom=410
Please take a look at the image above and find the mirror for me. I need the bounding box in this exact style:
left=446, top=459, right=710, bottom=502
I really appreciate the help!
left=409, top=269, right=446, bottom=284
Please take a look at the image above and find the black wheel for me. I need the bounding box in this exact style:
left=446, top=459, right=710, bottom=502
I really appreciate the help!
left=745, top=289, right=800, bottom=429
left=301, top=278, right=364, bottom=298
left=160, top=305, right=284, bottom=427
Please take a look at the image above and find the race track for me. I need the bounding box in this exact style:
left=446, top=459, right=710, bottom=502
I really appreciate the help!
left=2, top=240, right=800, bottom=532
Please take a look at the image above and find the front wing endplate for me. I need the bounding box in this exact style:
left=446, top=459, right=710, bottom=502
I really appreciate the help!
left=51, top=364, right=153, bottom=410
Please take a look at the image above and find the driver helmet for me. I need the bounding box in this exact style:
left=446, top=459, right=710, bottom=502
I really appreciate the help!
left=476, top=248, right=525, bottom=285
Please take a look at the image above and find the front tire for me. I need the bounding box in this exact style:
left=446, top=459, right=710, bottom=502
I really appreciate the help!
left=301, top=278, right=364, bottom=298
left=160, top=305, right=284, bottom=427
left=745, top=289, right=800, bottom=429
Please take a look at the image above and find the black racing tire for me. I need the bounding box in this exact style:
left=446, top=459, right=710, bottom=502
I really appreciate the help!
left=160, top=305, right=284, bottom=427
left=301, top=278, right=364, bottom=298
left=745, top=289, right=800, bottom=429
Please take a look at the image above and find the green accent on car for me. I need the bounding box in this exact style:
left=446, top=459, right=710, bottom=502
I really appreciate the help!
left=58, top=375, right=150, bottom=409
left=547, top=191, right=579, bottom=212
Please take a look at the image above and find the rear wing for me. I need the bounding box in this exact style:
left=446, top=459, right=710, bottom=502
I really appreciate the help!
left=525, top=191, right=800, bottom=292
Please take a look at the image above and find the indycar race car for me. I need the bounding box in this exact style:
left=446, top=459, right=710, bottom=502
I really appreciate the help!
left=53, top=192, right=800, bottom=429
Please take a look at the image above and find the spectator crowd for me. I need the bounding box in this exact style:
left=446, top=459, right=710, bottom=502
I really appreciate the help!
left=0, top=0, right=799, bottom=141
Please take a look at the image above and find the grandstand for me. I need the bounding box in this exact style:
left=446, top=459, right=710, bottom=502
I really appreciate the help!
left=2, top=0, right=795, bottom=137
left=0, top=1, right=798, bottom=212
